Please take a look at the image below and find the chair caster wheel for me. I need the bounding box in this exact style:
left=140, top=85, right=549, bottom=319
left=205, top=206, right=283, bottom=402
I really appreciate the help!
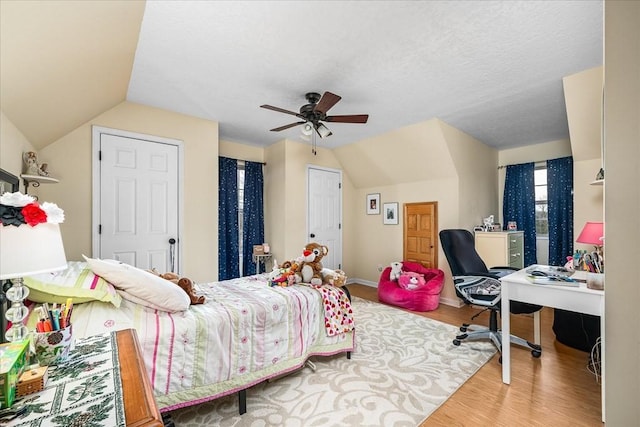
left=456, top=333, right=468, bottom=340
left=499, top=356, right=502, bottom=364
left=459, top=326, right=468, bottom=333
left=453, top=339, right=461, bottom=346
left=531, top=350, right=542, bottom=358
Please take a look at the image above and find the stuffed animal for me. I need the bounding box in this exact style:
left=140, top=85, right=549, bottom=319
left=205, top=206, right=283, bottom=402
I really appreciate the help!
left=148, top=269, right=205, bottom=304
left=294, top=242, right=328, bottom=285
left=398, top=271, right=426, bottom=291
left=389, top=262, right=403, bottom=281
left=177, top=278, right=205, bottom=304
left=268, top=260, right=299, bottom=287
left=322, top=268, right=347, bottom=287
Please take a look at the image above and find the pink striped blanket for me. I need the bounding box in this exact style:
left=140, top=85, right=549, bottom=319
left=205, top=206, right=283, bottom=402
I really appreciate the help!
left=67, top=274, right=355, bottom=411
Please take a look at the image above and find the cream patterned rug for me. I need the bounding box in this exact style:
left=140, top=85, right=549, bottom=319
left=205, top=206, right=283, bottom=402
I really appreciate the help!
left=170, top=297, right=496, bottom=427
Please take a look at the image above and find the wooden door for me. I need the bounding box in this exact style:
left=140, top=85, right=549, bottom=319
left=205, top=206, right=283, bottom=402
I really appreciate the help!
left=403, top=202, right=438, bottom=268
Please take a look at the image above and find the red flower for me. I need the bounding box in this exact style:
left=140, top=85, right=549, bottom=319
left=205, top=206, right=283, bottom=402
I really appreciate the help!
left=21, top=203, right=47, bottom=226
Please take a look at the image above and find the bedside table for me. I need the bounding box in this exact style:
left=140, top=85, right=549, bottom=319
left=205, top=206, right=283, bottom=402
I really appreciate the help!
left=117, top=329, right=164, bottom=426
left=6, top=329, right=162, bottom=426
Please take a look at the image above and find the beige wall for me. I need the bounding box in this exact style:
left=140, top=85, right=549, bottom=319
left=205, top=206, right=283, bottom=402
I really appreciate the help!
left=36, top=101, right=219, bottom=283
left=604, top=1, right=639, bottom=423
left=0, top=110, right=36, bottom=185
left=338, top=118, right=497, bottom=305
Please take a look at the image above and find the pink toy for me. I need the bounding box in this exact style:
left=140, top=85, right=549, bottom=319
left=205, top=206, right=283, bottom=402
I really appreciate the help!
left=397, top=272, right=426, bottom=290
left=378, top=261, right=445, bottom=312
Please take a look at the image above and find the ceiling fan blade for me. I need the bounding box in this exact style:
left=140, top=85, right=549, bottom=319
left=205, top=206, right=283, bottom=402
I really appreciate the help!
left=313, top=91, right=341, bottom=115
left=324, top=114, right=369, bottom=123
left=270, top=121, right=305, bottom=132
left=261, top=104, right=304, bottom=118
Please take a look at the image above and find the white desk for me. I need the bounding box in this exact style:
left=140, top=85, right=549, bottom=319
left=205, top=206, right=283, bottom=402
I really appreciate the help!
left=500, top=267, right=605, bottom=421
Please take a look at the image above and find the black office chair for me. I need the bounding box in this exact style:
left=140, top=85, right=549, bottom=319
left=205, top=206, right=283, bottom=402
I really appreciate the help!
left=439, top=229, right=542, bottom=359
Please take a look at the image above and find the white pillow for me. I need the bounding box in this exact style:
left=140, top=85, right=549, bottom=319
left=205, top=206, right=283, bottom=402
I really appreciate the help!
left=83, top=255, right=190, bottom=312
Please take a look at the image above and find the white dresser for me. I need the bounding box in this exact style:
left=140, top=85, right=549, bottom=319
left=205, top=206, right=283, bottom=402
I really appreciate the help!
left=474, top=231, right=524, bottom=269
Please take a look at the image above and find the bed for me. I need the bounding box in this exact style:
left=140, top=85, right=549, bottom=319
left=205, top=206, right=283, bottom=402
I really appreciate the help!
left=24, top=261, right=355, bottom=414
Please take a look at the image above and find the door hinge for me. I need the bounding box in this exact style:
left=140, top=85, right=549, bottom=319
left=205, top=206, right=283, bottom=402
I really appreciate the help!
left=98, top=150, right=102, bottom=161
left=338, top=183, right=341, bottom=189
left=98, top=224, right=102, bottom=234
left=339, top=223, right=341, bottom=230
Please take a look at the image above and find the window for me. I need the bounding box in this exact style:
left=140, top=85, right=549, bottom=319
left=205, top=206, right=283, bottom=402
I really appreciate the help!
left=534, top=166, right=548, bottom=236
left=238, top=165, right=245, bottom=271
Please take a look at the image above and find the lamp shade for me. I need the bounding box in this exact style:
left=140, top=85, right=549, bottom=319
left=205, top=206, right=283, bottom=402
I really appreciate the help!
left=316, top=123, right=332, bottom=138
left=0, top=223, right=67, bottom=279
left=576, top=221, right=604, bottom=246
left=301, top=122, right=314, bottom=136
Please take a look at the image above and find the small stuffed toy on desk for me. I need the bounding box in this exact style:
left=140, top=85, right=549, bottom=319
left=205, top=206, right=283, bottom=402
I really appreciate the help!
left=295, top=242, right=329, bottom=286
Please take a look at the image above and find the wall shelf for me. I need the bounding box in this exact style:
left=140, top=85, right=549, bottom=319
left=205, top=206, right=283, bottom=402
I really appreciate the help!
left=21, top=174, right=59, bottom=194
left=590, top=179, right=604, bottom=186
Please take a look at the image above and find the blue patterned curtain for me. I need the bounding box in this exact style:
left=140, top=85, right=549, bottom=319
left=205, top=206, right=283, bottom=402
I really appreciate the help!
left=503, top=162, right=537, bottom=266
left=218, top=157, right=239, bottom=280
left=547, top=156, right=573, bottom=266
left=242, top=161, right=265, bottom=276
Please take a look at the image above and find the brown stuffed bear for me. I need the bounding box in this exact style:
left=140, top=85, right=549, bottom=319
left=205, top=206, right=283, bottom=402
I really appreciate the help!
left=177, top=278, right=205, bottom=305
left=148, top=269, right=205, bottom=305
left=294, top=242, right=329, bottom=286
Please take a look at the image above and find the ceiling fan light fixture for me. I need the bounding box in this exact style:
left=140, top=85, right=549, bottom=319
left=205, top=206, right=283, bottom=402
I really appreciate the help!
left=301, top=122, right=314, bottom=136
left=317, top=122, right=332, bottom=138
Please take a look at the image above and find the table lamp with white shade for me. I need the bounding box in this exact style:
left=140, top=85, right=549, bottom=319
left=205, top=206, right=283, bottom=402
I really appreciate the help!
left=0, top=192, right=67, bottom=342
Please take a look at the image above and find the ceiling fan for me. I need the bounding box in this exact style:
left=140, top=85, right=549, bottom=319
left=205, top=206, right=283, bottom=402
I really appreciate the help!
left=260, top=91, right=369, bottom=139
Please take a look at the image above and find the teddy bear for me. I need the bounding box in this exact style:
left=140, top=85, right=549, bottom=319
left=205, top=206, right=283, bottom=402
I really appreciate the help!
left=177, top=277, right=205, bottom=304
left=148, top=269, right=205, bottom=304
left=321, top=268, right=347, bottom=287
left=397, top=271, right=426, bottom=291
left=294, top=242, right=328, bottom=286
left=389, top=261, right=403, bottom=281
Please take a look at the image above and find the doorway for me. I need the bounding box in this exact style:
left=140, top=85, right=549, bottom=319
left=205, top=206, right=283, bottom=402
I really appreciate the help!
left=403, top=201, right=438, bottom=268
left=92, top=126, right=183, bottom=272
left=307, top=166, right=342, bottom=270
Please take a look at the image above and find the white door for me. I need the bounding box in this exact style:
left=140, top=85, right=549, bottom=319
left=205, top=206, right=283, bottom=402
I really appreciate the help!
left=307, top=166, right=342, bottom=270
left=92, top=127, right=182, bottom=272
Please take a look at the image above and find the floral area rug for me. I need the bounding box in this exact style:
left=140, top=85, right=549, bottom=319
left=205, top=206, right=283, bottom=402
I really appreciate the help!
left=170, top=297, right=496, bottom=427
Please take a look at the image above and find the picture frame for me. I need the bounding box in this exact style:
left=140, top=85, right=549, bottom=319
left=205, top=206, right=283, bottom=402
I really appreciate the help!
left=366, top=193, right=380, bottom=215
left=383, top=202, right=399, bottom=225
left=0, top=168, right=19, bottom=194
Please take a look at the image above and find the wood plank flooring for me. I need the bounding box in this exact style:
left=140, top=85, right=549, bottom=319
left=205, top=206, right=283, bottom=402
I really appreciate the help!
left=346, top=284, right=603, bottom=427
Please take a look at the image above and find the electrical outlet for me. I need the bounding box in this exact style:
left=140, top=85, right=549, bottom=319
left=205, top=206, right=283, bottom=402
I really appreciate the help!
left=377, top=264, right=383, bottom=272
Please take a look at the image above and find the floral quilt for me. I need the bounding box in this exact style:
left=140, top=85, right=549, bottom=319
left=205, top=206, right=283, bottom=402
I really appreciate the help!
left=65, top=274, right=355, bottom=411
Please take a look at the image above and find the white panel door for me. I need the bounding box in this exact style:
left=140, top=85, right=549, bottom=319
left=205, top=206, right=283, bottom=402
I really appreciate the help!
left=98, top=133, right=179, bottom=272
left=307, top=166, right=342, bottom=270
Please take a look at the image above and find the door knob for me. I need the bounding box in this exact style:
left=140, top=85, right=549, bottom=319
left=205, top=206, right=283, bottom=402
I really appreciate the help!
left=310, top=233, right=316, bottom=238
left=169, top=238, right=176, bottom=244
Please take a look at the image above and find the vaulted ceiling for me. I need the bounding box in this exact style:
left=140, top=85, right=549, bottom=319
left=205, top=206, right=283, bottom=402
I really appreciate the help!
left=1, top=1, right=603, bottom=151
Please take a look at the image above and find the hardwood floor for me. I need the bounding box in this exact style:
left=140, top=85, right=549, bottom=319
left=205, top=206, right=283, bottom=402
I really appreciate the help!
left=345, top=284, right=603, bottom=427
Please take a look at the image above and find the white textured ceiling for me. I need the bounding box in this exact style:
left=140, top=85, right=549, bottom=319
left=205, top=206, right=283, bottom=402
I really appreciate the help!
left=128, top=0, right=603, bottom=150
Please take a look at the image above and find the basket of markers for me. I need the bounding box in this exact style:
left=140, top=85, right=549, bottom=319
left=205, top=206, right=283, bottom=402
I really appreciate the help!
left=32, top=299, right=74, bottom=366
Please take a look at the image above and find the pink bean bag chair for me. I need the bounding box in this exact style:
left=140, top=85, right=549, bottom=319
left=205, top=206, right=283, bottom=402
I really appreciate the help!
left=378, top=261, right=445, bottom=312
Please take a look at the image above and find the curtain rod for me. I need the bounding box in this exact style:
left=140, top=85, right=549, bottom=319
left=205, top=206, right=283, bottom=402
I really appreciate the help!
left=497, top=160, right=547, bottom=170
left=220, top=155, right=266, bottom=166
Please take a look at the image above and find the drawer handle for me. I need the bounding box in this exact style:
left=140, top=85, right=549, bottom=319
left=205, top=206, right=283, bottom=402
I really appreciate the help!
left=511, top=253, right=521, bottom=257
left=510, top=239, right=517, bottom=243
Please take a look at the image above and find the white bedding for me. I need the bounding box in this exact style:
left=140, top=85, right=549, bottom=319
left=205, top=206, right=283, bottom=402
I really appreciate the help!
left=69, top=273, right=355, bottom=411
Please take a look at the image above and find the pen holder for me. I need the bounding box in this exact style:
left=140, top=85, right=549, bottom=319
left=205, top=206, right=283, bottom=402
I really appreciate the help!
left=33, top=324, right=73, bottom=366
left=586, top=272, right=605, bottom=290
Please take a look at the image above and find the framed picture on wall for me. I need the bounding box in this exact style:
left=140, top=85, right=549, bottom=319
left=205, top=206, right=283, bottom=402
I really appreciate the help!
left=366, top=193, right=380, bottom=215
left=383, top=202, right=399, bottom=225
left=0, top=168, right=19, bottom=194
